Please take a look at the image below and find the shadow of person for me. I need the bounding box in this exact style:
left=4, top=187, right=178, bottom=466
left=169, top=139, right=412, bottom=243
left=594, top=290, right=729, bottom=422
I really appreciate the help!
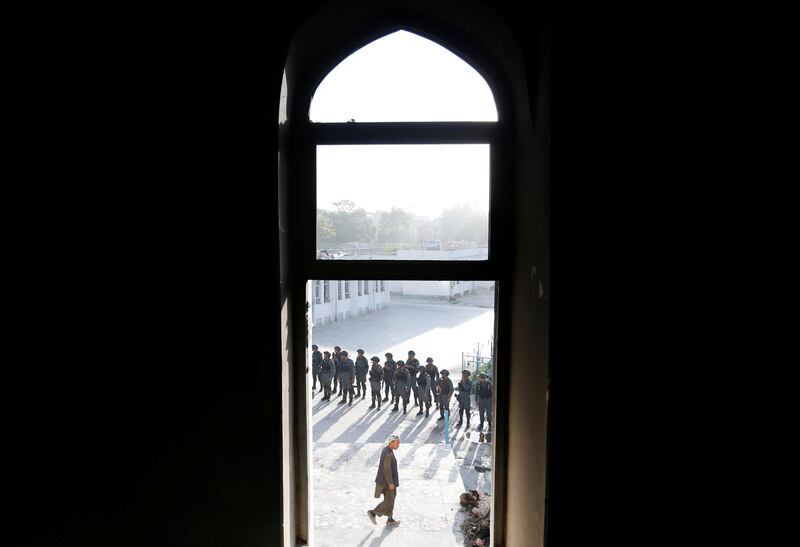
left=367, top=521, right=398, bottom=546
left=354, top=529, right=376, bottom=547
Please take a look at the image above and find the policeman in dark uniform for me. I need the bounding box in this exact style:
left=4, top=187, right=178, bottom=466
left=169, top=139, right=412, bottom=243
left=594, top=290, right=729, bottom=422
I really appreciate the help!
left=338, top=350, right=356, bottom=405
left=368, top=356, right=384, bottom=410
left=393, top=361, right=411, bottom=414
left=382, top=352, right=396, bottom=403
left=408, top=361, right=420, bottom=407
left=311, top=344, right=322, bottom=391
left=332, top=346, right=342, bottom=394
left=320, top=351, right=334, bottom=401
left=456, top=369, right=473, bottom=427
left=425, top=357, right=440, bottom=409
left=435, top=369, right=454, bottom=421
left=475, top=372, right=493, bottom=430
left=406, top=350, right=420, bottom=406
left=416, top=365, right=432, bottom=417
left=355, top=349, right=369, bottom=399
left=339, top=350, right=356, bottom=406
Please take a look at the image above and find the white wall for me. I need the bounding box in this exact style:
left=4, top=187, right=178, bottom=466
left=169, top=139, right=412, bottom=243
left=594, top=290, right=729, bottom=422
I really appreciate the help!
left=312, top=280, right=390, bottom=325
left=389, top=280, right=482, bottom=297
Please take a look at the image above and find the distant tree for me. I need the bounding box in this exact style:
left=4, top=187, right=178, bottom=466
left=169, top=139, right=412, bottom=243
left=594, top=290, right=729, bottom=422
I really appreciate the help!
left=328, top=200, right=374, bottom=243
left=438, top=204, right=488, bottom=244
left=375, top=207, right=411, bottom=243
left=416, top=223, right=436, bottom=241
left=316, top=208, right=336, bottom=246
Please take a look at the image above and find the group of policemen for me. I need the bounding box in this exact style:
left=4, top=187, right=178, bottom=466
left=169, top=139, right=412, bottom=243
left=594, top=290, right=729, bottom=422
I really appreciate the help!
left=311, top=345, right=494, bottom=430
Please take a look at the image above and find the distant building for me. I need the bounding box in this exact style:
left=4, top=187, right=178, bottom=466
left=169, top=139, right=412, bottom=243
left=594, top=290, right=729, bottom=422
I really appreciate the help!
left=327, top=244, right=488, bottom=261
left=395, top=247, right=488, bottom=260
left=389, top=279, right=494, bottom=299
left=311, top=280, right=390, bottom=326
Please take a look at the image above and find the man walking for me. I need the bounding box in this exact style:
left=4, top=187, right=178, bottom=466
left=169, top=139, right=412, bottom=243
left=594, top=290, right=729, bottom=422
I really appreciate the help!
left=367, top=434, right=401, bottom=527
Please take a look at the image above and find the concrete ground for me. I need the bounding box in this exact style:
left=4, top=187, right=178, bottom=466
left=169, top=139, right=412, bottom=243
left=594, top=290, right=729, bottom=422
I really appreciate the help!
left=311, top=298, right=494, bottom=546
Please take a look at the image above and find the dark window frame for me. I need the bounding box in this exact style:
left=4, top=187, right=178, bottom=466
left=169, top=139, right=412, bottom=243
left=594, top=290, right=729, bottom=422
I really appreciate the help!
left=281, top=15, right=526, bottom=547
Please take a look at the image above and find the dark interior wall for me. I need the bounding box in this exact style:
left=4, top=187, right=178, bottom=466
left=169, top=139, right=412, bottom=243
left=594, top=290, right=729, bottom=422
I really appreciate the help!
left=14, top=9, right=300, bottom=546
left=9, top=4, right=712, bottom=547
left=506, top=20, right=550, bottom=546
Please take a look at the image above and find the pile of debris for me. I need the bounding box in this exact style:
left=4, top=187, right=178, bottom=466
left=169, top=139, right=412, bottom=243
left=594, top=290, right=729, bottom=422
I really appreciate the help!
left=459, top=490, right=491, bottom=546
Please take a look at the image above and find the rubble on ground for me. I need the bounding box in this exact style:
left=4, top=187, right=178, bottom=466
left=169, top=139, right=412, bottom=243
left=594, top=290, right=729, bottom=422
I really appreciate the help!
left=459, top=490, right=491, bottom=545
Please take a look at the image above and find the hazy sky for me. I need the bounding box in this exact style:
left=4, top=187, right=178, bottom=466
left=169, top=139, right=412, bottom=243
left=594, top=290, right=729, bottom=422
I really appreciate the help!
left=309, top=30, right=497, bottom=123
left=311, top=30, right=495, bottom=218
left=317, top=144, right=489, bottom=217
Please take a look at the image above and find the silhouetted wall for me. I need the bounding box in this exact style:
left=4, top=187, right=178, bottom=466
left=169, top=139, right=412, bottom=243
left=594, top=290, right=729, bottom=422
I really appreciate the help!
left=9, top=4, right=713, bottom=546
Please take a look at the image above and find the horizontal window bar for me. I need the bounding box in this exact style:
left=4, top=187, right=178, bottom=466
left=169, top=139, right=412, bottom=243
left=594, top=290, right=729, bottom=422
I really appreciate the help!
left=311, top=121, right=497, bottom=144
left=302, top=259, right=500, bottom=281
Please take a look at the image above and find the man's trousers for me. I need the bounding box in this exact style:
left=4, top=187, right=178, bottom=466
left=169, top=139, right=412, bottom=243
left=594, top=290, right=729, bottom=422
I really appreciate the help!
left=373, top=485, right=396, bottom=518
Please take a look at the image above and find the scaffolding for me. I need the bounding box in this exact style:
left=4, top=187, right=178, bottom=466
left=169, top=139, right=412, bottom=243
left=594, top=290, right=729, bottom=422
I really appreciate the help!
left=461, top=337, right=494, bottom=379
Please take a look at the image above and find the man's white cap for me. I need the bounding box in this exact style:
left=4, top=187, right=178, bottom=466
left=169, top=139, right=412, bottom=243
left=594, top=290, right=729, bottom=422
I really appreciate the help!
left=387, top=434, right=400, bottom=445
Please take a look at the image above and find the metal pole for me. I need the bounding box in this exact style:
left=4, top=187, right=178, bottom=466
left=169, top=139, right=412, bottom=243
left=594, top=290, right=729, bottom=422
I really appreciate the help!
left=444, top=408, right=450, bottom=445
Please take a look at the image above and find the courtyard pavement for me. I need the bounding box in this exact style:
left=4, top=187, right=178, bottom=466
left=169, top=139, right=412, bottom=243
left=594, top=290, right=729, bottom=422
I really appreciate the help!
left=311, top=296, right=494, bottom=546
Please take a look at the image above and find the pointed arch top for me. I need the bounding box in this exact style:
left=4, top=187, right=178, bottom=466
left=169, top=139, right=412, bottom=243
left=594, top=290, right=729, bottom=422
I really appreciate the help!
left=309, top=30, right=498, bottom=123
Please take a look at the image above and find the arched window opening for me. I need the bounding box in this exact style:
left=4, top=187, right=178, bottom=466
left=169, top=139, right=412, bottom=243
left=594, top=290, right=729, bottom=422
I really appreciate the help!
left=280, top=7, right=548, bottom=547
left=309, top=30, right=498, bottom=123
left=304, top=25, right=502, bottom=547
left=312, top=30, right=496, bottom=261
